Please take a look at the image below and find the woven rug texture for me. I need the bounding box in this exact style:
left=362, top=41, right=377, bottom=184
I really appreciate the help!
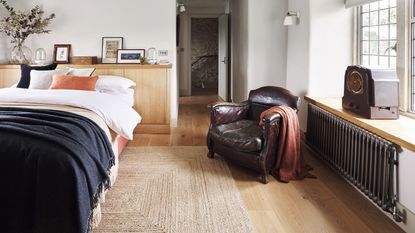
left=94, top=146, right=254, bottom=233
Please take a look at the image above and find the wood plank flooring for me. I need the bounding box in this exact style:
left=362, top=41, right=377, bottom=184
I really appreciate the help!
left=129, top=95, right=404, bottom=233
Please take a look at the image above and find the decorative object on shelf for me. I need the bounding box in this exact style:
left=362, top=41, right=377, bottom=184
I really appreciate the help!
left=116, top=49, right=145, bottom=64
left=158, top=50, right=170, bottom=64
left=71, top=56, right=98, bottom=65
left=101, top=37, right=123, bottom=64
left=139, top=56, right=147, bottom=64
left=53, top=44, right=71, bottom=64
left=0, top=0, right=55, bottom=64
left=283, top=11, right=300, bottom=26
left=342, top=65, right=399, bottom=119
left=34, top=48, right=47, bottom=65
left=147, top=47, right=157, bottom=64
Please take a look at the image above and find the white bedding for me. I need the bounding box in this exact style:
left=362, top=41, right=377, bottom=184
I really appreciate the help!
left=0, top=88, right=141, bottom=140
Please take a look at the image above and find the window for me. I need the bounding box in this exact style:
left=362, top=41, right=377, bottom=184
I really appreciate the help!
left=359, top=0, right=397, bottom=69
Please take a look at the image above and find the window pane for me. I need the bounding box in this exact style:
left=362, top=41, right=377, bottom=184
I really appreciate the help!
left=362, top=55, right=370, bottom=66
left=362, top=41, right=370, bottom=54
left=362, top=13, right=370, bottom=26
left=379, top=25, right=389, bottom=40
left=370, top=2, right=379, bottom=11
left=379, top=9, right=389, bottom=24
left=360, top=1, right=396, bottom=70
left=370, top=11, right=379, bottom=25
left=379, top=0, right=389, bottom=9
left=370, top=55, right=379, bottom=66
left=370, top=41, right=379, bottom=55
left=379, top=41, right=389, bottom=55
left=390, top=8, right=397, bottom=23
left=379, top=56, right=389, bottom=67
left=390, top=24, right=396, bottom=39
left=362, top=27, right=370, bottom=40
left=390, top=57, right=396, bottom=68
left=370, top=27, right=379, bottom=40
left=362, top=4, right=370, bottom=13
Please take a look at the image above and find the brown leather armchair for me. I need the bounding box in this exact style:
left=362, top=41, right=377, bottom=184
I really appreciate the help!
left=207, top=86, right=300, bottom=184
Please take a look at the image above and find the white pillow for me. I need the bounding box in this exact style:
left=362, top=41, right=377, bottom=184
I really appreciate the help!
left=99, top=88, right=134, bottom=107
left=66, top=67, right=96, bottom=76
left=29, top=69, right=71, bottom=89
left=95, top=75, right=136, bottom=93
left=100, top=88, right=135, bottom=107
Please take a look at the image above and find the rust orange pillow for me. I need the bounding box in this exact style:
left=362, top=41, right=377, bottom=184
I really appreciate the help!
left=49, top=75, right=98, bottom=91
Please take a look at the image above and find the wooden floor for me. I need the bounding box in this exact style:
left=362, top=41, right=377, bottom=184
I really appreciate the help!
left=130, top=95, right=404, bottom=233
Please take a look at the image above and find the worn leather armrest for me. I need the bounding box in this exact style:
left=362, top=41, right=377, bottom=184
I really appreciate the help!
left=261, top=112, right=281, bottom=125
left=209, top=101, right=250, bottom=126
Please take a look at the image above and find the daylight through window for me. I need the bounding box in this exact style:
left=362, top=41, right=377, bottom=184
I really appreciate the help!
left=360, top=0, right=397, bottom=69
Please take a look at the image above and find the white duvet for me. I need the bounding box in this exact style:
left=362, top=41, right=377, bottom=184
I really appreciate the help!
left=0, top=88, right=141, bottom=140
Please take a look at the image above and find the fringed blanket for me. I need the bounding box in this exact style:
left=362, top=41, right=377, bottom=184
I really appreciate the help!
left=0, top=107, right=115, bottom=233
left=260, top=105, right=314, bottom=182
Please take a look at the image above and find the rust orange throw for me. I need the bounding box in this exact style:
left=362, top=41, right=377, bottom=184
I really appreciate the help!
left=259, top=106, right=314, bottom=182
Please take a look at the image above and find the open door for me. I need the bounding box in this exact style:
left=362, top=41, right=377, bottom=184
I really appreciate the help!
left=218, top=14, right=229, bottom=101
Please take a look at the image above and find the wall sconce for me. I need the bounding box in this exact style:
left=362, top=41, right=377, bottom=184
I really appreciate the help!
left=283, top=11, right=300, bottom=26
left=177, top=3, right=186, bottom=13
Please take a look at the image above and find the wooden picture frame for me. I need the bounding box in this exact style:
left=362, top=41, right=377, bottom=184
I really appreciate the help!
left=117, top=49, right=145, bottom=64
left=53, top=44, right=71, bottom=64
left=101, top=37, right=123, bottom=64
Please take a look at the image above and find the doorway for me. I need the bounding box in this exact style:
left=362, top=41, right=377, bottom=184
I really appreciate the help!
left=177, top=13, right=229, bottom=100
left=190, top=18, right=219, bottom=96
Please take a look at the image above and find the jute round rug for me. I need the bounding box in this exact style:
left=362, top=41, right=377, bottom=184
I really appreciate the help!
left=94, top=146, right=254, bottom=233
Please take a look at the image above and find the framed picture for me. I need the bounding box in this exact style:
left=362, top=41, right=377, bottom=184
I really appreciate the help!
left=117, top=49, right=145, bottom=64
left=53, top=44, right=71, bottom=64
left=101, top=37, right=123, bottom=64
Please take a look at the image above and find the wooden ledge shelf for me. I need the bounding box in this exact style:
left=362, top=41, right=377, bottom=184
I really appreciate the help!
left=305, top=96, right=415, bottom=153
left=0, top=64, right=172, bottom=69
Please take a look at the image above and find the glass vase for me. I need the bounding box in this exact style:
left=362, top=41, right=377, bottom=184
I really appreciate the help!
left=10, top=42, right=32, bottom=64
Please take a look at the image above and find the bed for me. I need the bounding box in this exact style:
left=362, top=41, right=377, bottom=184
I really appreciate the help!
left=0, top=87, right=141, bottom=233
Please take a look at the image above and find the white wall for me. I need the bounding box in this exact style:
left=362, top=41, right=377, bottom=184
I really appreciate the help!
left=286, top=0, right=354, bottom=131
left=246, top=0, right=288, bottom=91
left=230, top=0, right=288, bottom=102
left=230, top=0, right=249, bottom=102
left=308, top=0, right=354, bottom=97
left=286, top=0, right=311, bottom=132
left=0, top=0, right=178, bottom=125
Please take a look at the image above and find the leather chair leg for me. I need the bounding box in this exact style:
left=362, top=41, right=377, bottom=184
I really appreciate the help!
left=207, top=150, right=215, bottom=159
left=260, top=173, right=269, bottom=184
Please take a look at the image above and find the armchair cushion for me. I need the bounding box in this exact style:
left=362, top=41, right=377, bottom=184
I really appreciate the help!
left=210, top=120, right=263, bottom=152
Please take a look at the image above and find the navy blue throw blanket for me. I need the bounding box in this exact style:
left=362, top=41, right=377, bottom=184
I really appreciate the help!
left=0, top=107, right=115, bottom=233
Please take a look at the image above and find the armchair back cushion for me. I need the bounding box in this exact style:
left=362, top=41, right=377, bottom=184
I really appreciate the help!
left=248, top=86, right=300, bottom=121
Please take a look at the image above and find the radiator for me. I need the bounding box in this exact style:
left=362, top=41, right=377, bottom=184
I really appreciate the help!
left=306, top=104, right=403, bottom=222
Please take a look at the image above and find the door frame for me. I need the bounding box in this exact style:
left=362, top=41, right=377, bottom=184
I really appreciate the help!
left=180, top=13, right=228, bottom=97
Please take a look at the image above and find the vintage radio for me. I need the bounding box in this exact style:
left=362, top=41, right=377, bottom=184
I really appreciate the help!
left=342, top=65, right=399, bottom=119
